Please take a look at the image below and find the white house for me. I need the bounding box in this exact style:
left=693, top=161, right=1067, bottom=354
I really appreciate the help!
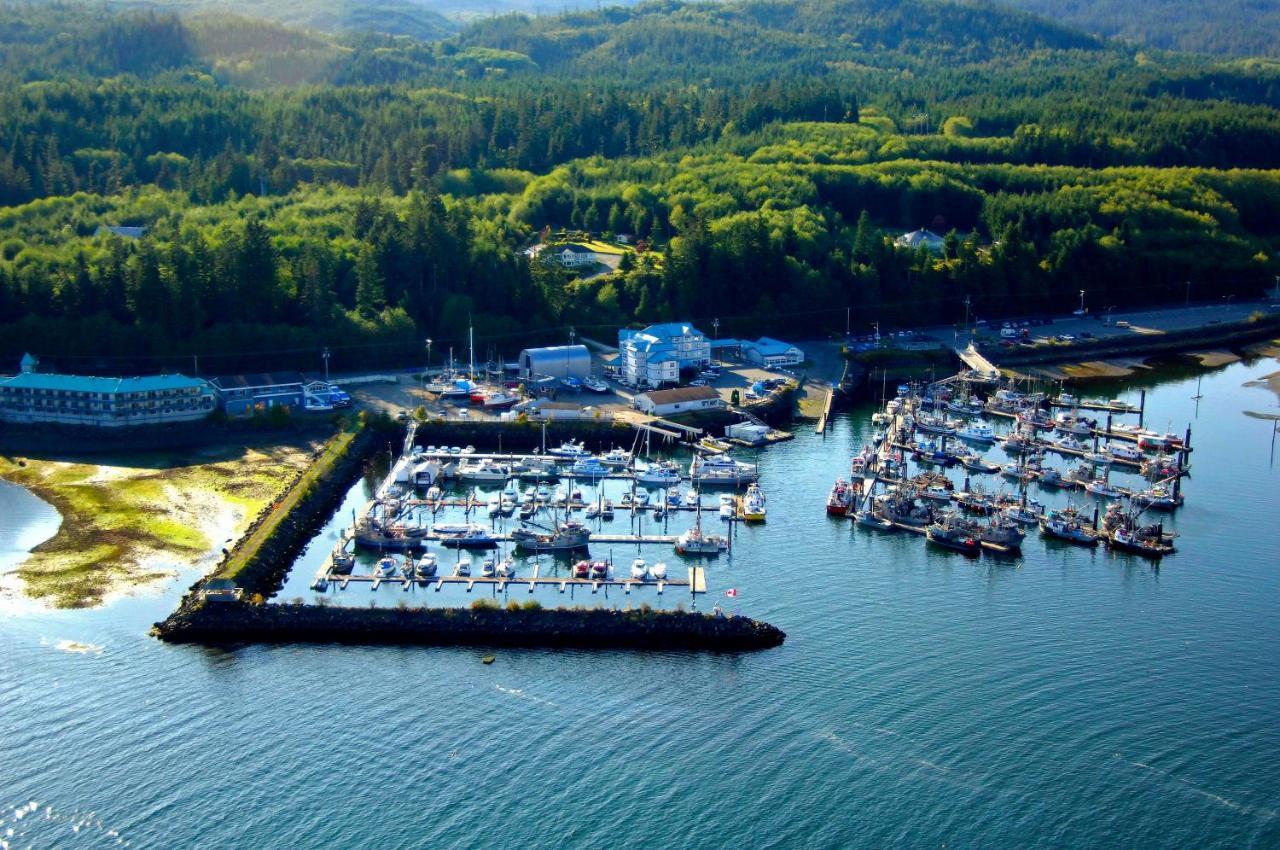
left=894, top=229, right=946, bottom=253
left=506, top=400, right=601, bottom=421
left=743, top=337, right=804, bottom=368
left=552, top=244, right=600, bottom=268
left=618, top=323, right=711, bottom=388
left=633, top=386, right=724, bottom=416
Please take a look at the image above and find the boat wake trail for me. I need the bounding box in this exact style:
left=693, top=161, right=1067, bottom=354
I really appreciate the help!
left=495, top=685, right=561, bottom=709
left=1115, top=755, right=1277, bottom=820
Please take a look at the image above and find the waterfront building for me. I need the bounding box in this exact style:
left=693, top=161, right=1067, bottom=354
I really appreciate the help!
left=618, top=323, right=711, bottom=388
left=633, top=385, right=724, bottom=416
left=518, top=345, right=592, bottom=381
left=212, top=372, right=306, bottom=416
left=0, top=356, right=217, bottom=427
left=742, top=337, right=805, bottom=368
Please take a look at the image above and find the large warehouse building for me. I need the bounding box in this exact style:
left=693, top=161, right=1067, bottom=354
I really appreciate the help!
left=518, top=345, right=592, bottom=381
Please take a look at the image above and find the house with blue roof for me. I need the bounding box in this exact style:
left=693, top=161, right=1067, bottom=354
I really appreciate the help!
left=0, top=354, right=217, bottom=427
left=617, top=322, right=711, bottom=388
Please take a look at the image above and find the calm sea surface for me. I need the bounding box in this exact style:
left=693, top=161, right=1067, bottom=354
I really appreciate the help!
left=2, top=358, right=1279, bottom=849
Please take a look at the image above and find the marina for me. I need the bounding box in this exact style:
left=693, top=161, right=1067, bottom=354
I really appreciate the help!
left=836, top=369, right=1194, bottom=561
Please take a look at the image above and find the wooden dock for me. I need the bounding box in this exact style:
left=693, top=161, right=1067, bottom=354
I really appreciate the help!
left=323, top=567, right=708, bottom=595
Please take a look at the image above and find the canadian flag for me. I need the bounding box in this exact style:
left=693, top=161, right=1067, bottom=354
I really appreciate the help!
left=725, top=588, right=740, bottom=598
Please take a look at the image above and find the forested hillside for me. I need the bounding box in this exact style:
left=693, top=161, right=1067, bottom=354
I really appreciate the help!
left=0, top=0, right=1278, bottom=372
left=999, top=0, right=1280, bottom=59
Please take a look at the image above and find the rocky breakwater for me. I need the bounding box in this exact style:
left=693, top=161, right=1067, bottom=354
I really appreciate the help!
left=154, top=601, right=787, bottom=652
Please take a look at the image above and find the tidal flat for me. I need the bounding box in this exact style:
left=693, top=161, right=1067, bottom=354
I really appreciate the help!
left=0, top=439, right=320, bottom=607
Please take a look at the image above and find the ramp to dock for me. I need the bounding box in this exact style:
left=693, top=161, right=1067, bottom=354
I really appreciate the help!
left=955, top=344, right=1000, bottom=376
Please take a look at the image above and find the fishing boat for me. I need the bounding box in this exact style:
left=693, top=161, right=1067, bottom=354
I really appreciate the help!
left=1107, top=525, right=1175, bottom=557
left=1002, top=502, right=1043, bottom=525
left=1039, top=508, right=1099, bottom=546
left=915, top=412, right=956, bottom=436
left=1085, top=477, right=1126, bottom=499
left=1082, top=451, right=1113, bottom=466
left=919, top=482, right=954, bottom=503
left=601, top=499, right=615, bottom=520
left=511, top=519, right=591, bottom=552
left=853, top=510, right=896, bottom=531
left=1036, top=467, right=1069, bottom=489
left=1137, top=431, right=1184, bottom=452
left=957, top=453, right=1000, bottom=474
left=978, top=514, right=1026, bottom=551
left=827, top=479, right=854, bottom=515
left=1133, top=485, right=1183, bottom=511
left=955, top=422, right=995, bottom=443
left=330, top=546, right=356, bottom=574
left=926, top=516, right=981, bottom=554
left=955, top=488, right=998, bottom=515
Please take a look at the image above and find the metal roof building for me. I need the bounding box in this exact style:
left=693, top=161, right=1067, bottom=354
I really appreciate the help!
left=518, top=345, right=592, bottom=381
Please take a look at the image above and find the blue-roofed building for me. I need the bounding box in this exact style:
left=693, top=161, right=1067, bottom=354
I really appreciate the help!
left=211, top=373, right=306, bottom=417
left=743, top=337, right=805, bottom=368
left=0, top=356, right=217, bottom=427
left=894, top=229, right=946, bottom=253
left=618, top=322, right=711, bottom=388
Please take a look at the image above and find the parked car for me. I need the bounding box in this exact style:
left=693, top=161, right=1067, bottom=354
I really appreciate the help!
left=1115, top=320, right=1131, bottom=328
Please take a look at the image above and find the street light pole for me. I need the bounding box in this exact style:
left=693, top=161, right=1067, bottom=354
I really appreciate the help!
left=1185, top=280, right=1191, bottom=307
left=1079, top=289, right=1086, bottom=314
left=845, top=307, right=851, bottom=337
left=424, top=338, right=433, bottom=396
left=322, top=347, right=330, bottom=383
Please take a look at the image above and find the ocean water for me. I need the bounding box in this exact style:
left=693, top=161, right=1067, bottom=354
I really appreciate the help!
left=2, top=358, right=1279, bottom=849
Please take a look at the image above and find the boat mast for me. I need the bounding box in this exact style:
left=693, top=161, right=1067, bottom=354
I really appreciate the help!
left=469, top=323, right=475, bottom=382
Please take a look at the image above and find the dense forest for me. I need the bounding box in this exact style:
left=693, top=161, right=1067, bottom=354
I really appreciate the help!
left=0, top=0, right=1278, bottom=372
left=1000, top=0, right=1280, bottom=60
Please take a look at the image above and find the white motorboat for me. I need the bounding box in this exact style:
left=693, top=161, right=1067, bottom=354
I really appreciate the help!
left=547, top=440, right=591, bottom=459
left=583, top=376, right=609, bottom=393
left=719, top=493, right=735, bottom=519
left=487, top=495, right=502, bottom=517
left=453, top=555, right=472, bottom=577
left=630, top=558, right=649, bottom=580
left=374, top=556, right=399, bottom=578
left=480, top=557, right=496, bottom=578
left=495, top=554, right=517, bottom=578
left=650, top=562, right=668, bottom=580
left=633, top=460, right=682, bottom=487
left=458, top=458, right=511, bottom=483
left=415, top=553, right=438, bottom=579
left=598, top=447, right=632, bottom=467
left=956, top=422, right=995, bottom=443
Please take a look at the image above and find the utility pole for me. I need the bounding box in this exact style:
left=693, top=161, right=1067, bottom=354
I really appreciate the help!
left=1078, top=289, right=1086, bottom=314
left=424, top=338, right=432, bottom=396
left=322, top=347, right=330, bottom=383
left=192, top=354, right=198, bottom=377
left=845, top=307, right=851, bottom=337
left=1185, top=280, right=1191, bottom=307
left=872, top=321, right=881, bottom=343
left=963, top=295, right=971, bottom=331
left=713, top=317, right=720, bottom=340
